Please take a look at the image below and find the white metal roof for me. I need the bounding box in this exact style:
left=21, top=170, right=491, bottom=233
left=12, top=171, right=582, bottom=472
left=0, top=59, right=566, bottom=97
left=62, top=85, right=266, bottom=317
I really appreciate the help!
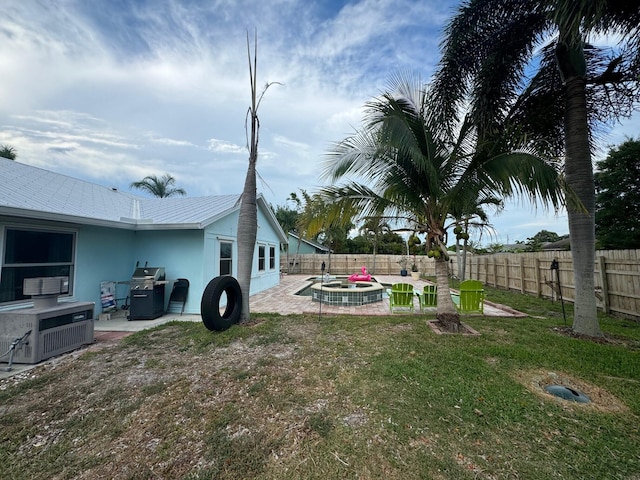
left=0, top=158, right=285, bottom=241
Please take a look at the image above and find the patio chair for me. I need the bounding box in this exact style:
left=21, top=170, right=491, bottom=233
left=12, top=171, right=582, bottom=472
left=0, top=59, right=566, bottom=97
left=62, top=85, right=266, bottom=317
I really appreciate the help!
left=389, top=283, right=415, bottom=313
left=167, top=278, right=189, bottom=315
left=418, top=284, right=437, bottom=311
left=457, top=279, right=484, bottom=314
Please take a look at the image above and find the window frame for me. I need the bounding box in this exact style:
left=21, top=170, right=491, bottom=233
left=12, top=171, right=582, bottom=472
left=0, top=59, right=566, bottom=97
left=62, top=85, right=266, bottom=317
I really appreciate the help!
left=1, top=225, right=76, bottom=304
left=219, top=240, right=233, bottom=276
left=269, top=245, right=276, bottom=270
left=258, top=245, right=266, bottom=272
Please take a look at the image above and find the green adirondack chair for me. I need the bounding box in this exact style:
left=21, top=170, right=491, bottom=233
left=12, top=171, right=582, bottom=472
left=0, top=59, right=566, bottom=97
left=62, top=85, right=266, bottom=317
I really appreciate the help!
left=418, top=284, right=437, bottom=311
left=457, top=280, right=484, bottom=314
left=389, top=283, right=415, bottom=313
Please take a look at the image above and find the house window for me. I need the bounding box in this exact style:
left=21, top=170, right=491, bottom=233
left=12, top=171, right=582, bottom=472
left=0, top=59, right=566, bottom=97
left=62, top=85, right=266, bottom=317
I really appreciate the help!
left=0, top=228, right=75, bottom=303
left=220, top=241, right=232, bottom=276
left=258, top=245, right=266, bottom=271
left=269, top=246, right=276, bottom=270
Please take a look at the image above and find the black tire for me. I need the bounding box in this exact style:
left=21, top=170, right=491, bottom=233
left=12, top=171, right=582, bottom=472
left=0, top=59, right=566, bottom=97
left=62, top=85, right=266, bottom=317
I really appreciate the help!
left=200, top=276, right=243, bottom=331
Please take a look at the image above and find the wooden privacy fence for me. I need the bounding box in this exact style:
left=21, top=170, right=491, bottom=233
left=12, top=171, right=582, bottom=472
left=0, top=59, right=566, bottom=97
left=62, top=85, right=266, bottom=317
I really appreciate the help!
left=282, top=249, right=640, bottom=321
left=282, top=253, right=439, bottom=277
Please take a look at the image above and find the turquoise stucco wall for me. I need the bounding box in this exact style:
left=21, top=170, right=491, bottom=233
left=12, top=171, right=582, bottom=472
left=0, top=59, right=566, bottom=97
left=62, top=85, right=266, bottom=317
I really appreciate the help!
left=74, top=225, right=136, bottom=311
left=203, top=204, right=281, bottom=298
left=252, top=205, right=282, bottom=294
left=130, top=229, right=204, bottom=314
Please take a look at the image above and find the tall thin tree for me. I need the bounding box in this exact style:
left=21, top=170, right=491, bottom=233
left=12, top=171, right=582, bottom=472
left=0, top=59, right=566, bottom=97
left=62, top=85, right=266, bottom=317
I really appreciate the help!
left=236, top=31, right=279, bottom=324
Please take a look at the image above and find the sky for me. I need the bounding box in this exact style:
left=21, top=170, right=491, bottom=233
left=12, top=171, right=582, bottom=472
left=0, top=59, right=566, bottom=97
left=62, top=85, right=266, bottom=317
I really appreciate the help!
left=1, top=0, right=638, bottom=246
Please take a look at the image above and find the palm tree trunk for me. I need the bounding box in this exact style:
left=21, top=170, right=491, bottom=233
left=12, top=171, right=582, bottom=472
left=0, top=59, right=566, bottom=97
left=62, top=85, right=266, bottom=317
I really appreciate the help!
left=435, top=258, right=460, bottom=332
left=455, top=239, right=462, bottom=279
left=564, top=76, right=602, bottom=337
left=372, top=240, right=377, bottom=275
left=237, top=162, right=257, bottom=324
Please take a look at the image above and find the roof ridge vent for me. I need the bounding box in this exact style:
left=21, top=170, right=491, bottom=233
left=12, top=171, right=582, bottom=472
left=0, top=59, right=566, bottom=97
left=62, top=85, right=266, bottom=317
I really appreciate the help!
left=131, top=199, right=141, bottom=219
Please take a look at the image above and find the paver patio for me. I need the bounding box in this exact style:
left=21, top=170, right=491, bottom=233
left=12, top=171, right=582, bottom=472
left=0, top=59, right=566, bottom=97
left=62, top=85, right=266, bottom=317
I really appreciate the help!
left=250, top=274, right=525, bottom=317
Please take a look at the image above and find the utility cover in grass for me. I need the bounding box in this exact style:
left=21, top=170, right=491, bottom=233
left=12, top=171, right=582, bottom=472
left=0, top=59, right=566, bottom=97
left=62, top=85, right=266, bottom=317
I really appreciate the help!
left=544, top=384, right=590, bottom=403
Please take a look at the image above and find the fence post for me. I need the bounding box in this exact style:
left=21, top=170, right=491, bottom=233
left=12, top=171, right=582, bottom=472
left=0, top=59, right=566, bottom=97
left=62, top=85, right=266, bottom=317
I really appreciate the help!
left=492, top=257, right=497, bottom=287
left=597, top=255, right=610, bottom=314
left=484, top=257, right=489, bottom=284
left=504, top=257, right=509, bottom=290
left=520, top=257, right=525, bottom=294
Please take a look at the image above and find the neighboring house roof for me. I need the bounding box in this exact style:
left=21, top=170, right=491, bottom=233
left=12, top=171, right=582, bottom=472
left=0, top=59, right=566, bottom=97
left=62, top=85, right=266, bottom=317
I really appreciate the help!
left=287, top=232, right=330, bottom=252
left=541, top=238, right=571, bottom=251
left=499, top=243, right=528, bottom=252
left=0, top=158, right=287, bottom=242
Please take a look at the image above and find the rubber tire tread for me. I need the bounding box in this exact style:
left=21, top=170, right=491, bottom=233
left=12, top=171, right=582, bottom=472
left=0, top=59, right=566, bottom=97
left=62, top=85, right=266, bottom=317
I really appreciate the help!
left=200, top=276, right=242, bottom=331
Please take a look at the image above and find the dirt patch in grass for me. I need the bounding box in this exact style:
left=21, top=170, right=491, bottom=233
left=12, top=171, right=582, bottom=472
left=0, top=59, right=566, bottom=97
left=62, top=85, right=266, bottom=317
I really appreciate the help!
left=384, top=322, right=414, bottom=332
left=513, top=369, right=629, bottom=413
left=552, top=326, right=640, bottom=350
left=428, top=320, right=480, bottom=336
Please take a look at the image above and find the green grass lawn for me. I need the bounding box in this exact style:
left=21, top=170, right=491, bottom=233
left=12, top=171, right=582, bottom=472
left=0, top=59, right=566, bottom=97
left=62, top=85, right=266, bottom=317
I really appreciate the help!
left=1, top=287, right=639, bottom=479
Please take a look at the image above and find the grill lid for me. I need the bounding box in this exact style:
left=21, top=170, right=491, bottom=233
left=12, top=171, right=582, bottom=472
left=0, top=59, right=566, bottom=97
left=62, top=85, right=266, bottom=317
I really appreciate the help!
left=131, top=267, right=165, bottom=282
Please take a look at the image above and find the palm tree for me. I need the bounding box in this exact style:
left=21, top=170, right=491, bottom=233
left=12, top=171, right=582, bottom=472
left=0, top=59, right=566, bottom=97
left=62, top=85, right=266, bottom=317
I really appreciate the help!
left=359, top=216, right=391, bottom=274
left=320, top=74, right=564, bottom=332
left=450, top=198, right=501, bottom=281
left=432, top=0, right=640, bottom=337
left=448, top=187, right=504, bottom=281
left=129, top=173, right=186, bottom=198
left=0, top=145, right=17, bottom=160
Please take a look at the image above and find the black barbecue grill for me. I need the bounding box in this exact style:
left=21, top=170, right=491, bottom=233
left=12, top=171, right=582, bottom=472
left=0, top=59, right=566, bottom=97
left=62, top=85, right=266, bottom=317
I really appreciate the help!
left=128, top=267, right=167, bottom=320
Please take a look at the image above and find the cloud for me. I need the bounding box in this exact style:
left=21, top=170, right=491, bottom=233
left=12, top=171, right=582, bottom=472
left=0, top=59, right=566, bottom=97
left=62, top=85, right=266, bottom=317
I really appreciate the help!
left=207, top=138, right=245, bottom=154
left=147, top=135, right=196, bottom=148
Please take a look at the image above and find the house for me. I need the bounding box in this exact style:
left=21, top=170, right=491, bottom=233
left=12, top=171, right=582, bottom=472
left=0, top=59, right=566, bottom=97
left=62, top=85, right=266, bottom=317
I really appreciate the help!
left=284, top=232, right=330, bottom=273
left=0, top=158, right=287, bottom=315
left=287, top=232, right=330, bottom=254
